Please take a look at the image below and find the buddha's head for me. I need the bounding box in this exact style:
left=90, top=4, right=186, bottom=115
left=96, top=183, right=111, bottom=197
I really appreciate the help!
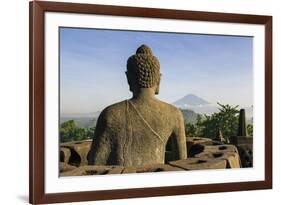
left=126, top=44, right=161, bottom=95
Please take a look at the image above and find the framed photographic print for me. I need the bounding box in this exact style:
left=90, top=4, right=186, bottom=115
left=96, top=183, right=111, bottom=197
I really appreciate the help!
left=29, top=1, right=272, bottom=204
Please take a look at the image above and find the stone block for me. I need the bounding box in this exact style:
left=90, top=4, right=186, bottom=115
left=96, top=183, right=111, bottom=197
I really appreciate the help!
left=60, top=165, right=124, bottom=176
left=169, top=158, right=227, bottom=170
left=60, top=147, right=71, bottom=164
left=237, top=144, right=253, bottom=168
left=186, top=137, right=224, bottom=157
left=123, top=163, right=185, bottom=174
left=59, top=162, right=76, bottom=173
left=194, top=145, right=241, bottom=168
left=61, top=140, right=92, bottom=166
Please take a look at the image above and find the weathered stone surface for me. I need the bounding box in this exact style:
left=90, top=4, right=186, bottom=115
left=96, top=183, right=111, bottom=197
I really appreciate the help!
left=229, top=135, right=253, bottom=168
left=60, top=165, right=124, bottom=176
left=59, top=162, right=77, bottom=173
left=196, top=152, right=240, bottom=168
left=186, top=137, right=213, bottom=147
left=61, top=157, right=230, bottom=176
left=59, top=142, right=244, bottom=177
left=227, top=109, right=253, bottom=168
left=168, top=158, right=227, bottom=170
left=60, top=140, right=92, bottom=166
left=123, top=163, right=185, bottom=174
left=194, top=145, right=240, bottom=168
left=59, top=136, right=244, bottom=176
left=60, top=147, right=71, bottom=164
left=197, top=144, right=238, bottom=154
left=187, top=137, right=223, bottom=157
left=237, top=144, right=253, bottom=167
left=88, top=45, right=187, bottom=167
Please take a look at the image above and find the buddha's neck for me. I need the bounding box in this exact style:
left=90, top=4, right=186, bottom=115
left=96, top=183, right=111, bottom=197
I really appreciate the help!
left=132, top=88, right=156, bottom=100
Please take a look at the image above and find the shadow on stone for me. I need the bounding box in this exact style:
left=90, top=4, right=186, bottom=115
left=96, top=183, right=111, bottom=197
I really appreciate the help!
left=68, top=148, right=81, bottom=167
left=213, top=153, right=224, bottom=158
left=188, top=144, right=205, bottom=157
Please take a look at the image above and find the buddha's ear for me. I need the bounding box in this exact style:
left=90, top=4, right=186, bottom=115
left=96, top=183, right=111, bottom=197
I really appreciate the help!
left=125, top=71, right=134, bottom=92
left=155, top=86, right=159, bottom=95
left=155, top=75, right=161, bottom=95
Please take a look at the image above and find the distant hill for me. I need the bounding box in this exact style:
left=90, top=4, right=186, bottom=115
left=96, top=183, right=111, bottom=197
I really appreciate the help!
left=61, top=108, right=199, bottom=128
left=61, top=111, right=101, bottom=119
left=173, top=94, right=253, bottom=119
left=173, top=94, right=210, bottom=107
left=173, top=94, right=218, bottom=115
left=60, top=111, right=101, bottom=128
left=180, top=109, right=199, bottom=124
left=61, top=92, right=252, bottom=126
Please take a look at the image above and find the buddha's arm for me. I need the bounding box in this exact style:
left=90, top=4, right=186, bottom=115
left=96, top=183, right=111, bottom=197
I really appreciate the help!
left=173, top=111, right=188, bottom=159
left=88, top=112, right=112, bottom=165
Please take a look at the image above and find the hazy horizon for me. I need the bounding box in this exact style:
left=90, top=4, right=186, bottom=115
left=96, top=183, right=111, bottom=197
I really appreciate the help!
left=60, top=27, right=253, bottom=115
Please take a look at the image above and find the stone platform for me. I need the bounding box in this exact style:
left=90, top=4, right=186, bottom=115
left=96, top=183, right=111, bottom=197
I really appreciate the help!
left=60, top=137, right=242, bottom=176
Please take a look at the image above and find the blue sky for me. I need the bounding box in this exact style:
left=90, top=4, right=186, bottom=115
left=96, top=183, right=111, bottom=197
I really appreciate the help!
left=60, top=27, right=253, bottom=114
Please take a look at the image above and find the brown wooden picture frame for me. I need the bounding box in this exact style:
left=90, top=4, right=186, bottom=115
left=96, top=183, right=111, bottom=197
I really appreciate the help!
left=29, top=1, right=272, bottom=204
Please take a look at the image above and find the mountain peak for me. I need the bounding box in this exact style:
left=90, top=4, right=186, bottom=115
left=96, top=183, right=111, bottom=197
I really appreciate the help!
left=173, top=94, right=210, bottom=106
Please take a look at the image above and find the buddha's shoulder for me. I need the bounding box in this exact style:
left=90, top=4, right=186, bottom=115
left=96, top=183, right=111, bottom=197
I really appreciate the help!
left=99, top=100, right=128, bottom=118
left=156, top=100, right=183, bottom=116
left=98, top=99, right=182, bottom=120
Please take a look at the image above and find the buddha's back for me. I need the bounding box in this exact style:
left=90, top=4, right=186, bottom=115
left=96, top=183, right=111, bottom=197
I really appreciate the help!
left=88, top=98, right=184, bottom=166
left=88, top=45, right=187, bottom=167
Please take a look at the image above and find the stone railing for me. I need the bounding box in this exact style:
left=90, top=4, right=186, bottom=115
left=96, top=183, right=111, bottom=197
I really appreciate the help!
left=60, top=137, right=242, bottom=176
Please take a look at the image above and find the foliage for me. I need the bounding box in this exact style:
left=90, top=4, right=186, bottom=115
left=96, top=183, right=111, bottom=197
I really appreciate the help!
left=184, top=103, right=244, bottom=142
left=200, top=103, right=239, bottom=141
left=60, top=120, right=95, bottom=142
left=60, top=120, right=76, bottom=142
left=185, top=123, right=197, bottom=138
left=247, top=124, right=253, bottom=136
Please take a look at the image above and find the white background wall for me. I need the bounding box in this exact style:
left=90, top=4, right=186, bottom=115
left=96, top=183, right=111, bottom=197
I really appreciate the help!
left=0, top=0, right=279, bottom=204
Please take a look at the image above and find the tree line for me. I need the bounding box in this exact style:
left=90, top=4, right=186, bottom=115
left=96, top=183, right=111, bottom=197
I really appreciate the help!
left=60, top=120, right=95, bottom=142
left=60, top=103, right=253, bottom=143
left=185, top=103, right=253, bottom=142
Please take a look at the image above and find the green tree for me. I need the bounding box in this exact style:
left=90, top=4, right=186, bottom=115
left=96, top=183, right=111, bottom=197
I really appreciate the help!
left=60, top=120, right=76, bottom=142
left=247, top=124, right=253, bottom=136
left=60, top=119, right=96, bottom=142
left=87, top=127, right=95, bottom=139
left=74, top=127, right=87, bottom=141
left=195, top=115, right=204, bottom=137
left=185, top=123, right=197, bottom=138
left=197, top=103, right=239, bottom=142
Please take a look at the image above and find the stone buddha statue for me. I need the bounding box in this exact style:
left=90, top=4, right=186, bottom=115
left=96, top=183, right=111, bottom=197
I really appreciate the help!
left=88, top=45, right=187, bottom=167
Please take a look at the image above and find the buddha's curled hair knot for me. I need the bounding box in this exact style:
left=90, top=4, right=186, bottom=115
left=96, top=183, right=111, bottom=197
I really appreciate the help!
left=127, top=45, right=160, bottom=88
left=136, top=44, right=153, bottom=56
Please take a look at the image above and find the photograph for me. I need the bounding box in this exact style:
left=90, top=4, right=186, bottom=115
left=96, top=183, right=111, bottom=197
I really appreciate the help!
left=59, top=27, right=254, bottom=176
left=29, top=2, right=272, bottom=203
